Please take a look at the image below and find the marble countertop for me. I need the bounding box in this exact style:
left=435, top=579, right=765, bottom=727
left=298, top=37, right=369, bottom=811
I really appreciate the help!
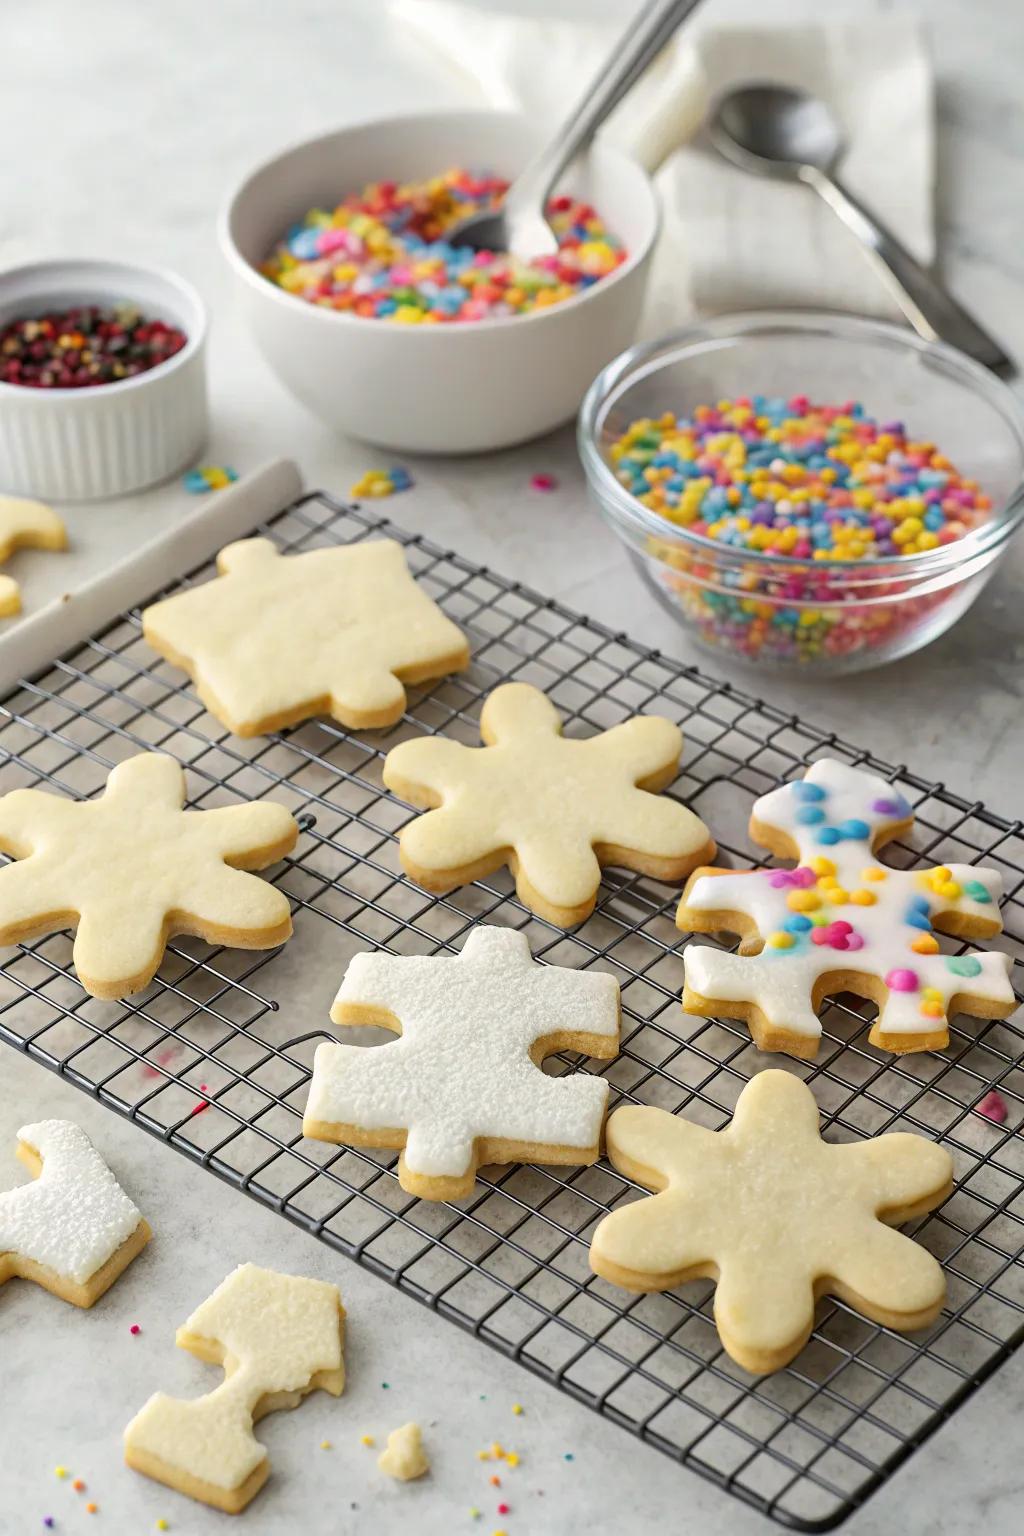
left=2, top=0, right=1023, bottom=1532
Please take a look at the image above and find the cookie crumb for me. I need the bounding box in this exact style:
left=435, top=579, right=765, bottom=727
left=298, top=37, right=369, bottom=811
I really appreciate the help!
left=378, top=1422, right=429, bottom=1481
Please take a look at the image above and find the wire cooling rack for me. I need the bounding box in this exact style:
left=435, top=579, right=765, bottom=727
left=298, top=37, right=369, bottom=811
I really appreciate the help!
left=0, top=490, right=1022, bottom=1532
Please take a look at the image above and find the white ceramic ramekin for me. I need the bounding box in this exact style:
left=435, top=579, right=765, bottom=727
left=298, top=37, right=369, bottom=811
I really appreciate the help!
left=220, top=110, right=665, bottom=455
left=0, top=259, right=208, bottom=501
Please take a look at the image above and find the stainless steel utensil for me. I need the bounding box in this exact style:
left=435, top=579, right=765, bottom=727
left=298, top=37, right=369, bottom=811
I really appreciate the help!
left=448, top=0, right=704, bottom=260
left=709, top=83, right=1013, bottom=377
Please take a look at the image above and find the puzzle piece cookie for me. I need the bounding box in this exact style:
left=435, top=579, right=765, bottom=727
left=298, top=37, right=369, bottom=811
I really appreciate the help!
left=124, top=1263, right=345, bottom=1513
left=0, top=495, right=67, bottom=616
left=678, top=759, right=1014, bottom=1057
left=303, top=925, right=620, bottom=1200
left=590, top=1071, right=953, bottom=1374
left=0, top=1119, right=150, bottom=1308
left=384, top=682, right=715, bottom=926
left=142, top=537, right=469, bottom=736
left=0, top=752, right=298, bottom=998
left=378, top=1422, right=429, bottom=1481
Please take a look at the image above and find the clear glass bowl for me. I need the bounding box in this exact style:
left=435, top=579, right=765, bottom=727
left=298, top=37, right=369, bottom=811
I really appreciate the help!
left=578, top=311, right=1024, bottom=674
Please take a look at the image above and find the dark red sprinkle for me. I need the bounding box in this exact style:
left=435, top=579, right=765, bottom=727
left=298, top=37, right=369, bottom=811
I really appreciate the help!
left=0, top=303, right=187, bottom=389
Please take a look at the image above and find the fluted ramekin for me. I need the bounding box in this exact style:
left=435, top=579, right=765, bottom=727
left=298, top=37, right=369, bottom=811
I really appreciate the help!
left=0, top=259, right=208, bottom=501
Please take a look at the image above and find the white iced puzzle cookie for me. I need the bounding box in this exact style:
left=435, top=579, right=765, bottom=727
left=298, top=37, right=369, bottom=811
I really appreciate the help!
left=0, top=495, right=67, bottom=617
left=0, top=1119, right=150, bottom=1308
left=0, top=752, right=298, bottom=998
left=590, top=1071, right=953, bottom=1375
left=124, top=1262, right=345, bottom=1513
left=384, top=681, right=715, bottom=927
left=678, top=759, right=1014, bottom=1057
left=378, top=1422, right=429, bottom=1481
left=142, top=536, right=469, bottom=736
left=303, top=925, right=620, bottom=1200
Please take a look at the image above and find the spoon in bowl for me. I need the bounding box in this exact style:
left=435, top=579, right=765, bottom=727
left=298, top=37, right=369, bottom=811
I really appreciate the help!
left=709, top=84, right=1013, bottom=377
left=448, top=0, right=705, bottom=260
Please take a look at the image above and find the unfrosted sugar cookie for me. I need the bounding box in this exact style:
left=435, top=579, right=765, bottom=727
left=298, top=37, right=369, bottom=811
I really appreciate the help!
left=590, top=1071, right=953, bottom=1375
left=384, top=682, right=715, bottom=927
left=0, top=495, right=67, bottom=616
left=0, top=752, right=298, bottom=998
left=678, top=759, right=1014, bottom=1057
left=303, top=925, right=620, bottom=1200
left=378, top=1422, right=429, bottom=1481
left=142, top=537, right=470, bottom=736
left=0, top=1119, right=150, bottom=1308
left=124, top=1262, right=345, bottom=1513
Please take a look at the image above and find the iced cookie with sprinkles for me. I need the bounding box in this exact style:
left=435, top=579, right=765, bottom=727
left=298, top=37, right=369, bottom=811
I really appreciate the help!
left=142, top=537, right=469, bottom=736
left=0, top=1119, right=150, bottom=1308
left=384, top=682, right=715, bottom=927
left=304, top=925, right=620, bottom=1200
left=678, top=760, right=1014, bottom=1057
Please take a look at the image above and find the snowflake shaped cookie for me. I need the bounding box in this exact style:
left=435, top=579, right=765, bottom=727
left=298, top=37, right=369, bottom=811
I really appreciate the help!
left=303, top=925, right=620, bottom=1200
left=125, top=1263, right=345, bottom=1512
left=384, top=682, right=715, bottom=927
left=678, top=760, right=1014, bottom=1057
left=590, top=1071, right=953, bottom=1374
left=0, top=496, right=67, bottom=616
left=142, top=537, right=469, bottom=736
left=1, top=1119, right=150, bottom=1308
left=0, top=752, right=298, bottom=998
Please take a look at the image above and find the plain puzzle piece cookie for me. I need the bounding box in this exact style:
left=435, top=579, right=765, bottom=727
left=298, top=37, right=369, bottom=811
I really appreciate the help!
left=141, top=536, right=470, bottom=736
left=384, top=682, right=715, bottom=927
left=378, top=1422, right=429, bottom=1481
left=0, top=752, right=298, bottom=998
left=678, top=759, right=1015, bottom=1057
left=303, top=925, right=621, bottom=1200
left=0, top=495, right=67, bottom=616
left=0, top=1119, right=150, bottom=1308
left=124, top=1262, right=345, bottom=1513
left=590, top=1071, right=953, bottom=1374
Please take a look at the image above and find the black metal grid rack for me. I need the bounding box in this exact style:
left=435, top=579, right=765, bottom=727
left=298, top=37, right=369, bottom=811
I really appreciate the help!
left=0, top=491, right=1022, bottom=1531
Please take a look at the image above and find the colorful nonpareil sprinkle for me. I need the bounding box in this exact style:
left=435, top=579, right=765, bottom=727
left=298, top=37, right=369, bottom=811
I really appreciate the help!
left=977, top=1089, right=1008, bottom=1123
left=511, top=1403, right=524, bottom=1416
left=350, top=467, right=413, bottom=500
left=130, top=1323, right=141, bottom=1335
left=529, top=473, right=557, bottom=492
left=262, top=169, right=626, bottom=323
left=183, top=466, right=238, bottom=494
left=1, top=306, right=186, bottom=388
left=609, top=398, right=995, bottom=666
left=360, top=1434, right=375, bottom=1447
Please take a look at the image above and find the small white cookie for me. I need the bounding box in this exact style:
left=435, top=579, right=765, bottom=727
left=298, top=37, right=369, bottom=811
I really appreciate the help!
left=590, top=1071, right=954, bottom=1375
left=385, top=681, right=715, bottom=926
left=142, top=536, right=470, bottom=736
left=0, top=752, right=298, bottom=998
left=124, top=1263, right=345, bottom=1513
left=304, top=925, right=620, bottom=1200
left=0, top=1119, right=150, bottom=1308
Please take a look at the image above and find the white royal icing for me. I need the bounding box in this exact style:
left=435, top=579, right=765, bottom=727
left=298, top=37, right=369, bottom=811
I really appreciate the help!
left=0, top=1120, right=144, bottom=1285
left=304, top=926, right=620, bottom=1179
left=683, top=760, right=1014, bottom=1042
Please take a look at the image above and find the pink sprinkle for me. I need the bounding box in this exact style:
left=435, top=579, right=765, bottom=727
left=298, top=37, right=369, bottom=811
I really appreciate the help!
left=832, top=920, right=853, bottom=935
left=497, top=1504, right=510, bottom=1516
left=977, top=1090, right=1008, bottom=1124
left=811, top=928, right=830, bottom=946
left=885, top=968, right=919, bottom=993
left=845, top=933, right=865, bottom=951
left=530, top=472, right=558, bottom=492
left=191, top=1101, right=209, bottom=1116
left=130, top=1323, right=141, bottom=1335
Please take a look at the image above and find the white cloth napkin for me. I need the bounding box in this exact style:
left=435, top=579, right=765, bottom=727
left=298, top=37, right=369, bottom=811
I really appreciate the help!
left=392, top=1, right=934, bottom=326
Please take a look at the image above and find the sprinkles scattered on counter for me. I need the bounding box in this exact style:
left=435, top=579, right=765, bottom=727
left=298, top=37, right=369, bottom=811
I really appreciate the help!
left=129, top=1323, right=141, bottom=1335
left=360, top=1434, right=376, bottom=1447
left=350, top=466, right=413, bottom=500
left=977, top=1089, right=1008, bottom=1123
left=609, top=397, right=996, bottom=666
left=43, top=1519, right=54, bottom=1529
left=183, top=465, right=238, bottom=494
left=262, top=168, right=626, bottom=323
left=529, top=473, right=557, bottom=493
left=511, top=1403, right=523, bottom=1416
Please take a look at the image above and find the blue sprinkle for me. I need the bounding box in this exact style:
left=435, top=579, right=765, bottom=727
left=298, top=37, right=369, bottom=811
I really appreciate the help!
left=838, top=819, right=871, bottom=840
left=815, top=827, right=841, bottom=846
left=796, top=806, right=826, bottom=825
left=784, top=914, right=813, bottom=933
left=964, top=880, right=992, bottom=904
left=791, top=782, right=826, bottom=802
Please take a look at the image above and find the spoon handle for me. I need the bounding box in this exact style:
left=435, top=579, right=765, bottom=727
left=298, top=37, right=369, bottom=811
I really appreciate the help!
left=808, top=169, right=1013, bottom=377
left=505, top=0, right=705, bottom=220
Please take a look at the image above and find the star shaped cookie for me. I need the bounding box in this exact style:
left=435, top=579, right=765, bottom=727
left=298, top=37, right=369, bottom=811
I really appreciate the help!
left=142, top=537, right=469, bottom=736
left=590, top=1071, right=953, bottom=1374
left=0, top=752, right=298, bottom=997
left=0, top=496, right=67, bottom=616
left=384, top=682, right=715, bottom=926
left=303, top=925, right=620, bottom=1200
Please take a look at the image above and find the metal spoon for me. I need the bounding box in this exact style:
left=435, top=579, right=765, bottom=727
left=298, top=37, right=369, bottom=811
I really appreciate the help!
left=709, top=84, right=1013, bottom=377
left=448, top=0, right=705, bottom=260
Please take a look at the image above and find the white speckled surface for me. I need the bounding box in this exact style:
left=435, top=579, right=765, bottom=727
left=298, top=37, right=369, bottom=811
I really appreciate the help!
left=1, top=0, right=1023, bottom=1532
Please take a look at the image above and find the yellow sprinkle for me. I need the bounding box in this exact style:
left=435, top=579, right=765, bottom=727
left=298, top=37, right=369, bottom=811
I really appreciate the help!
left=940, top=881, right=962, bottom=900
left=768, top=931, right=794, bottom=949
left=827, top=888, right=850, bottom=904
left=55, top=1467, right=68, bottom=1479
left=921, top=1001, right=943, bottom=1018
left=470, top=1512, right=481, bottom=1521
left=157, top=1523, right=170, bottom=1533
left=512, top=1403, right=523, bottom=1416
left=477, top=1450, right=490, bottom=1461
left=922, top=987, right=943, bottom=1002
left=850, top=889, right=877, bottom=906
left=506, top=1452, right=520, bottom=1468
left=862, top=867, right=886, bottom=882
left=787, top=890, right=820, bottom=913
left=810, top=856, right=836, bottom=877
left=912, top=934, right=940, bottom=955
left=320, top=1440, right=332, bottom=1450
left=490, top=1442, right=504, bottom=1459
left=360, top=1434, right=375, bottom=1447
